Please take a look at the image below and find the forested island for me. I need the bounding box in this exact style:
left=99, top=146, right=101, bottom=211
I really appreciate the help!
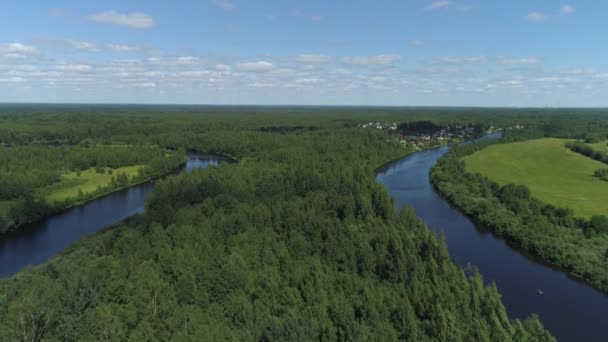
left=0, top=105, right=555, bottom=341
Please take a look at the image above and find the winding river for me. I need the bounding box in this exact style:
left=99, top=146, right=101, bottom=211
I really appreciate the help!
left=2, top=145, right=606, bottom=340
left=376, top=145, right=608, bottom=342
left=0, top=155, right=220, bottom=278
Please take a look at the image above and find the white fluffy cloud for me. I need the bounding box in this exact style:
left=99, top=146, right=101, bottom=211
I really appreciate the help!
left=343, top=54, right=401, bottom=65
left=176, top=56, right=200, bottom=65
left=67, top=40, right=99, bottom=52
left=88, top=11, right=155, bottom=29
left=107, top=44, right=139, bottom=52
left=498, top=56, right=541, bottom=65
left=213, top=0, right=235, bottom=11
left=526, top=12, right=547, bottom=22
left=560, top=5, right=575, bottom=15
left=410, top=39, right=426, bottom=47
left=425, top=1, right=451, bottom=11
left=424, top=1, right=470, bottom=12
left=0, top=76, right=27, bottom=83
left=437, top=56, right=487, bottom=64
left=34, top=38, right=103, bottom=53
left=215, top=64, right=231, bottom=71
left=1, top=43, right=37, bottom=58
left=294, top=54, right=332, bottom=64
left=236, top=61, right=276, bottom=72
left=56, top=64, right=93, bottom=72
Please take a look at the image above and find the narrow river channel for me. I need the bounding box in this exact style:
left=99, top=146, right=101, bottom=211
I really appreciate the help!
left=0, top=155, right=220, bottom=278
left=376, top=146, right=608, bottom=342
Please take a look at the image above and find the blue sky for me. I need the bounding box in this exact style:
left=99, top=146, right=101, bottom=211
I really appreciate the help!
left=0, top=0, right=606, bottom=106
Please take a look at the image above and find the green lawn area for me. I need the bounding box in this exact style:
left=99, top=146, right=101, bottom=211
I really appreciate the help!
left=590, top=140, right=608, bottom=153
left=464, top=138, right=608, bottom=218
left=40, top=165, right=144, bottom=203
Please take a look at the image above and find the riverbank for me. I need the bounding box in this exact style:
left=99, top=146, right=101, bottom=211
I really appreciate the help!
left=376, top=144, right=608, bottom=342
left=430, top=138, right=608, bottom=294
left=0, top=153, right=187, bottom=236
left=0, top=154, right=223, bottom=278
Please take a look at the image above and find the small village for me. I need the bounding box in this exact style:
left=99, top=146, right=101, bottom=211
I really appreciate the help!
left=359, top=120, right=524, bottom=150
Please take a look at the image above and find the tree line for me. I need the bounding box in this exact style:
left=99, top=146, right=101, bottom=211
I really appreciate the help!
left=432, top=134, right=608, bottom=293
left=0, top=145, right=186, bottom=234
left=0, top=110, right=554, bottom=341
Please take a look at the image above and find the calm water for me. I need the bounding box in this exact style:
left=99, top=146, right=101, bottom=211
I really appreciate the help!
left=376, top=146, right=608, bottom=342
left=0, top=155, right=220, bottom=278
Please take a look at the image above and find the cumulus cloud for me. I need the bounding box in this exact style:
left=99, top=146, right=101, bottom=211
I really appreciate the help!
left=331, top=69, right=353, bottom=75
left=425, top=1, right=451, bottom=11
left=131, top=82, right=156, bottom=88
left=560, top=5, right=575, bottom=15
left=107, top=44, right=139, bottom=52
left=1, top=43, right=37, bottom=58
left=410, top=39, right=426, bottom=47
left=500, top=80, right=524, bottom=88
left=343, top=54, right=401, bottom=65
left=248, top=82, right=273, bottom=88
left=296, top=10, right=324, bottom=22
left=437, top=56, right=487, bottom=64
left=0, top=76, right=26, bottom=83
left=236, top=61, right=276, bottom=72
left=424, top=1, right=470, bottom=12
left=215, top=64, right=231, bottom=71
left=56, top=64, right=93, bottom=72
left=526, top=12, right=547, bottom=22
left=88, top=11, right=155, bottom=29
left=67, top=40, right=99, bottom=52
left=293, top=78, right=323, bottom=85
left=498, top=56, right=542, bottom=65
left=294, top=54, right=332, bottom=64
left=213, top=0, right=235, bottom=11
left=40, top=38, right=100, bottom=52
left=176, top=56, right=201, bottom=65
left=593, top=73, right=608, bottom=80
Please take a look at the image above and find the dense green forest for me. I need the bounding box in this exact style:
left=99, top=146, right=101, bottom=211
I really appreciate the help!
left=432, top=127, right=608, bottom=293
left=0, top=106, right=554, bottom=341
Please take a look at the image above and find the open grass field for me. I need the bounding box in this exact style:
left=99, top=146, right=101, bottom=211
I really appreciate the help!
left=590, top=140, right=608, bottom=153
left=40, top=165, right=144, bottom=203
left=464, top=138, right=608, bottom=218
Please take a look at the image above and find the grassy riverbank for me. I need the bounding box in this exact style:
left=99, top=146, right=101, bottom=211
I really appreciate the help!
left=432, top=137, right=608, bottom=294
left=464, top=138, right=608, bottom=218
left=0, top=145, right=186, bottom=234
left=41, top=165, right=146, bottom=203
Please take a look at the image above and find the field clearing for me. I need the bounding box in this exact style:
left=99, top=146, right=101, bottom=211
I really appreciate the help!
left=590, top=140, right=608, bottom=153
left=464, top=138, right=608, bottom=218
left=41, top=165, right=144, bottom=203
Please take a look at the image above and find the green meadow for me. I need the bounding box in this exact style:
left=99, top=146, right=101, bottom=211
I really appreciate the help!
left=40, top=165, right=144, bottom=203
left=590, top=140, right=608, bottom=152
left=464, top=138, right=608, bottom=218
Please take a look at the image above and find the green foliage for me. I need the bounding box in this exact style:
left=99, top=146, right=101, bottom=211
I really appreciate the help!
left=0, top=108, right=554, bottom=341
left=465, top=138, right=608, bottom=218
left=567, top=140, right=608, bottom=164
left=433, top=136, right=608, bottom=293
left=595, top=169, right=608, bottom=182
left=0, top=144, right=186, bottom=234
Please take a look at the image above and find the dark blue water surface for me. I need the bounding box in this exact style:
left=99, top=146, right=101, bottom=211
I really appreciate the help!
left=376, top=146, right=608, bottom=342
left=0, top=155, right=220, bottom=278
